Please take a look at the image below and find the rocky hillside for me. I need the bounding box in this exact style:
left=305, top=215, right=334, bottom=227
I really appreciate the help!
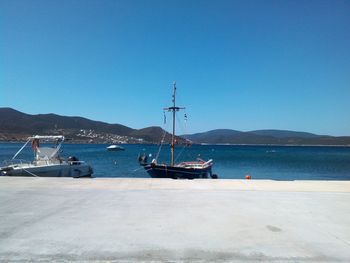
left=0, top=108, right=177, bottom=144
left=1, top=108, right=349, bottom=145
left=183, top=129, right=350, bottom=146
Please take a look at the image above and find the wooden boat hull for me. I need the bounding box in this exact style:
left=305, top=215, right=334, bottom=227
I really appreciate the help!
left=143, top=164, right=212, bottom=179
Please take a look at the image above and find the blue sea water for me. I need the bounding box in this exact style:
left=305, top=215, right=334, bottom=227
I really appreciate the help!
left=1, top=143, right=350, bottom=180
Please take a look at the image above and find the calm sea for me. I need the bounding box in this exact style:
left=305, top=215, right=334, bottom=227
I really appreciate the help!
left=1, top=143, right=350, bottom=180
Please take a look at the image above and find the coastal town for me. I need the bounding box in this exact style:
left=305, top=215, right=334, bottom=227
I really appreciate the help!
left=0, top=129, right=145, bottom=144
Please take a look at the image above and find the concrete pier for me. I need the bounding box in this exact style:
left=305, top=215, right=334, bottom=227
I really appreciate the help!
left=0, top=177, right=349, bottom=262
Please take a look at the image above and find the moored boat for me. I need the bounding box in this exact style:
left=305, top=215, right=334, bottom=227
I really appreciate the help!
left=138, top=82, right=217, bottom=179
left=0, top=135, right=93, bottom=177
left=107, top=145, right=125, bottom=151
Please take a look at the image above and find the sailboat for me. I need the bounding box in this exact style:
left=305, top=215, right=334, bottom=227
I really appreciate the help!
left=139, top=82, right=217, bottom=179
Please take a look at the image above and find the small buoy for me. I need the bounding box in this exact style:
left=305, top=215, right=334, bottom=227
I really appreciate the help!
left=245, top=174, right=251, bottom=180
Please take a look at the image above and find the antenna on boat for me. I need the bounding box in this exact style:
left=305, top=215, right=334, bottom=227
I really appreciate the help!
left=164, top=81, right=185, bottom=166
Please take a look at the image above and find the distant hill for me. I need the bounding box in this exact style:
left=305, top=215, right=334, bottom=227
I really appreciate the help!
left=183, top=129, right=350, bottom=146
left=0, top=108, right=176, bottom=143
left=130, top=126, right=174, bottom=143
left=0, top=107, right=132, bottom=135
left=248, top=129, right=319, bottom=138
left=1, top=108, right=349, bottom=145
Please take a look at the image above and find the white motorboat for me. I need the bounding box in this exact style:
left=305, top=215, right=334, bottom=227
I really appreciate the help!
left=0, top=135, right=93, bottom=177
left=107, top=145, right=125, bottom=151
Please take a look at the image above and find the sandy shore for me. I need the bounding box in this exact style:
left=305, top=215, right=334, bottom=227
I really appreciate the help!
left=0, top=177, right=349, bottom=262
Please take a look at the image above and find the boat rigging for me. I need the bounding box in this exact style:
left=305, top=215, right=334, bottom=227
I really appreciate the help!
left=139, top=82, right=217, bottom=179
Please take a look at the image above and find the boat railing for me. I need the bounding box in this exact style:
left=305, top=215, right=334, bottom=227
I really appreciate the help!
left=177, top=159, right=213, bottom=169
left=34, top=159, right=58, bottom=166
left=2, top=159, right=32, bottom=167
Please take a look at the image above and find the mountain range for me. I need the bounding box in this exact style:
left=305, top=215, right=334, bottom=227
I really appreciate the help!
left=183, top=129, right=350, bottom=146
left=0, top=108, right=173, bottom=144
left=0, top=108, right=349, bottom=146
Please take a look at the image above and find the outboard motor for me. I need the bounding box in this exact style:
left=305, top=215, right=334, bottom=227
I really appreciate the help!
left=68, top=156, right=79, bottom=165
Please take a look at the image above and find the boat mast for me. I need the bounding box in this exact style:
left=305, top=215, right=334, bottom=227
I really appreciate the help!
left=171, top=82, right=176, bottom=166
left=164, top=81, right=184, bottom=166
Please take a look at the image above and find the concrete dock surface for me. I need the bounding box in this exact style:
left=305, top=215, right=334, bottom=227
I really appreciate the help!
left=0, top=177, right=349, bottom=262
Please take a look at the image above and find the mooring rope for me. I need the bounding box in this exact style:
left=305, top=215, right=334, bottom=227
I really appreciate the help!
left=22, top=168, right=40, bottom=177
left=155, top=125, right=168, bottom=161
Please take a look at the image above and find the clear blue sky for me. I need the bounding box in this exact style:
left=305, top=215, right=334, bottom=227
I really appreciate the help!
left=1, top=0, right=349, bottom=135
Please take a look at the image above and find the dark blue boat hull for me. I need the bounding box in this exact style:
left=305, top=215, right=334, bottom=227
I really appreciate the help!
left=143, top=164, right=212, bottom=179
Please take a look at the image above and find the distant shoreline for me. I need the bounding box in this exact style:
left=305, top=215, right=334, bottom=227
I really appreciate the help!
left=0, top=140, right=349, bottom=147
left=200, top=143, right=350, bottom=147
left=2, top=108, right=350, bottom=146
